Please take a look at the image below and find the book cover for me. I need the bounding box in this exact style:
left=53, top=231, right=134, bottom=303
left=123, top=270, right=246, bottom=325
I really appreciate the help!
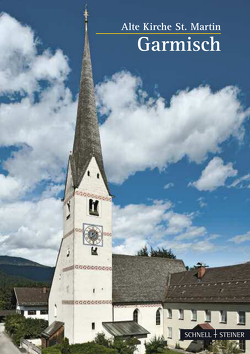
left=0, top=0, right=249, bottom=352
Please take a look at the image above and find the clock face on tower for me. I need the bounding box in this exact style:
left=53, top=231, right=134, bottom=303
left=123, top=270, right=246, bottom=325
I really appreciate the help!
left=83, top=224, right=103, bottom=247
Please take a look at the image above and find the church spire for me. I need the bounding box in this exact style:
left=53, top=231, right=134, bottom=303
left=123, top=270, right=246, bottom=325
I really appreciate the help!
left=70, top=7, right=110, bottom=194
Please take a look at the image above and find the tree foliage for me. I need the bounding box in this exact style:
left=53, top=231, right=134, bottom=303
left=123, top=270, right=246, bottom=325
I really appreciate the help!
left=137, top=246, right=176, bottom=259
left=94, top=332, right=113, bottom=348
left=137, top=246, right=149, bottom=256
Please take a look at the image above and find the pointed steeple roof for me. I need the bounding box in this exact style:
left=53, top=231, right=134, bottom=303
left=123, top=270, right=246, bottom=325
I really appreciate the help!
left=70, top=8, right=110, bottom=194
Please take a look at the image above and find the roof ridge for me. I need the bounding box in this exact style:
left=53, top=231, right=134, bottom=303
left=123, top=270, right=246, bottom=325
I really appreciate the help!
left=112, top=254, right=184, bottom=262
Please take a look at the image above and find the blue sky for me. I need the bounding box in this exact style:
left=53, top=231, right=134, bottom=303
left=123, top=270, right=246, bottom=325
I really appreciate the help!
left=0, top=0, right=249, bottom=267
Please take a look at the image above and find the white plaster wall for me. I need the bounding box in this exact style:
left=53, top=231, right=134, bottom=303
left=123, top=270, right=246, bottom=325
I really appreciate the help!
left=163, top=303, right=250, bottom=354
left=71, top=157, right=113, bottom=343
left=49, top=157, right=113, bottom=344
left=114, top=304, right=164, bottom=354
left=17, top=305, right=48, bottom=321
left=78, top=157, right=109, bottom=196
left=73, top=304, right=112, bottom=343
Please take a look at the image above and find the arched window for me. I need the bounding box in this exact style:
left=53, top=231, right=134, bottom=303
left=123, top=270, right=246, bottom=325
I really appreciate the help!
left=54, top=304, right=57, bottom=318
left=156, top=308, right=161, bottom=325
left=89, top=199, right=99, bottom=216
left=133, top=309, right=139, bottom=323
left=87, top=171, right=90, bottom=176
left=97, top=173, right=100, bottom=179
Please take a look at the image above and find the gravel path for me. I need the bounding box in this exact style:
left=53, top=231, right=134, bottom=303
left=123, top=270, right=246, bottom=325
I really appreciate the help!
left=0, top=323, right=21, bottom=354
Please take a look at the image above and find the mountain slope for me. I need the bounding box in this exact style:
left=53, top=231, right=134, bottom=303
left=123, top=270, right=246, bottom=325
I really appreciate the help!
left=0, top=256, right=54, bottom=283
left=0, top=256, right=46, bottom=267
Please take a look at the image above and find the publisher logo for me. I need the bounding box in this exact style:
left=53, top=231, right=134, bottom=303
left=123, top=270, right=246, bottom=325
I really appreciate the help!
left=180, top=329, right=250, bottom=341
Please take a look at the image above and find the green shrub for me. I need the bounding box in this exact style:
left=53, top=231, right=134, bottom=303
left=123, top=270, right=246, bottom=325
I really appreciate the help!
left=42, top=347, right=62, bottom=354
left=5, top=314, right=26, bottom=344
left=145, top=336, right=166, bottom=354
left=25, top=317, right=48, bottom=339
left=70, top=342, right=118, bottom=354
left=61, top=338, right=71, bottom=354
left=113, top=337, right=138, bottom=354
left=94, top=332, right=112, bottom=348
left=5, top=313, right=48, bottom=345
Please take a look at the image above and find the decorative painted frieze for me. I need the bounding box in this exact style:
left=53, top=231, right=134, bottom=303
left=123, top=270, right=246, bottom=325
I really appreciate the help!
left=62, top=300, right=112, bottom=305
left=75, top=190, right=112, bottom=202
left=114, top=303, right=162, bottom=308
left=63, top=265, right=112, bottom=272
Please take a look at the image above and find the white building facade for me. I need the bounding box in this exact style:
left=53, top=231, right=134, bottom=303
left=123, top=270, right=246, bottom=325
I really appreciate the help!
left=14, top=287, right=49, bottom=321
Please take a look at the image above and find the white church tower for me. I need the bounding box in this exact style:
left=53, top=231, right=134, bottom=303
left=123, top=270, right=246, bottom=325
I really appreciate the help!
left=49, top=7, right=113, bottom=344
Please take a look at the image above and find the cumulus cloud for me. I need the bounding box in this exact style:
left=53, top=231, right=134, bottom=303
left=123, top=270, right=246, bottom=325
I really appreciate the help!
left=98, top=71, right=249, bottom=184
left=112, top=200, right=213, bottom=256
left=229, top=231, right=250, bottom=244
left=113, top=237, right=148, bottom=256
left=0, top=13, right=69, bottom=95
left=164, top=182, right=174, bottom=189
left=0, top=13, right=76, bottom=201
left=113, top=200, right=172, bottom=241
left=229, top=174, right=250, bottom=189
left=0, top=198, right=63, bottom=266
left=0, top=174, right=23, bottom=200
left=189, top=157, right=238, bottom=191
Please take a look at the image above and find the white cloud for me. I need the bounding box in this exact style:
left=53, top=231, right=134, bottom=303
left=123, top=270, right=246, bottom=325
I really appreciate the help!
left=0, top=13, right=76, bottom=201
left=197, top=197, right=207, bottom=208
left=192, top=240, right=216, bottom=252
left=97, top=71, right=249, bottom=184
left=229, top=174, right=250, bottom=189
left=164, top=211, right=192, bottom=235
left=0, top=174, right=23, bottom=200
left=0, top=13, right=69, bottom=95
left=113, top=200, right=172, bottom=241
left=175, top=226, right=206, bottom=241
left=0, top=198, right=62, bottom=266
left=41, top=184, right=64, bottom=199
left=229, top=231, right=250, bottom=244
left=164, top=182, right=174, bottom=189
left=189, top=157, right=238, bottom=191
left=113, top=237, right=148, bottom=255
left=112, top=199, right=214, bottom=256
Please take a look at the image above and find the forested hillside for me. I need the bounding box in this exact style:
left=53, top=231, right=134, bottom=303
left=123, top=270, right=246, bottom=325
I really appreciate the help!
left=0, top=256, right=54, bottom=310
